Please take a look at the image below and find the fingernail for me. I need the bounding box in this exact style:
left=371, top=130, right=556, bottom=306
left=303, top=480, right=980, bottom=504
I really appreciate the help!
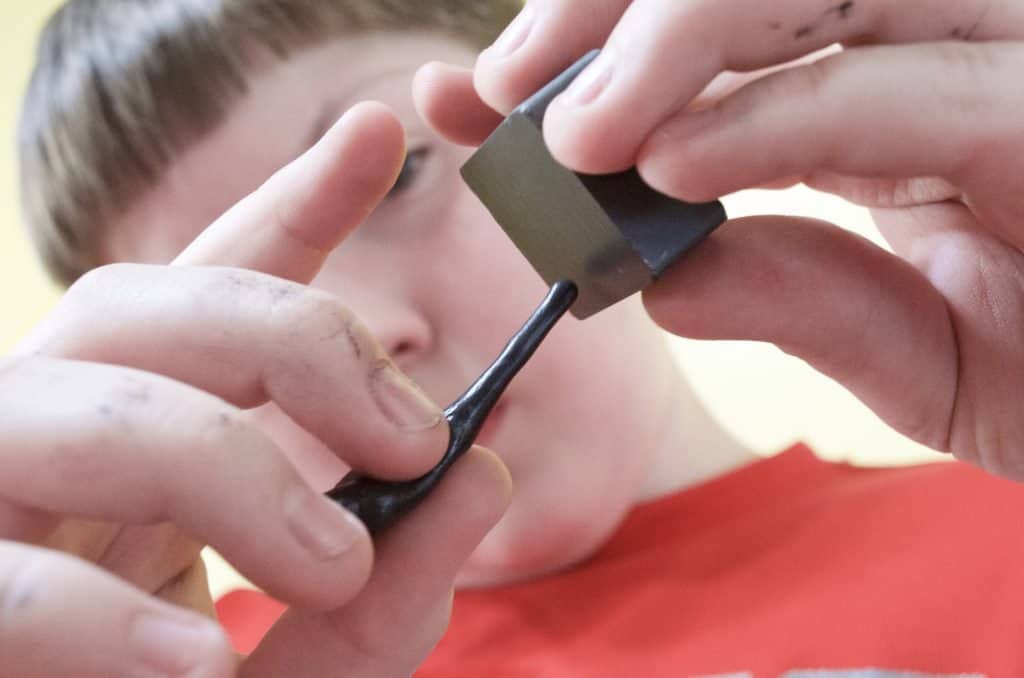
left=285, top=486, right=363, bottom=560
left=561, top=48, right=616, bottom=107
left=131, top=613, right=225, bottom=677
left=370, top=361, right=443, bottom=432
left=489, top=5, right=535, bottom=58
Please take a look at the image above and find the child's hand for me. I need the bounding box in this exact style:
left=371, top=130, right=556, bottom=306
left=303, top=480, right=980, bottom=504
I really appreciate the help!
left=415, top=1, right=1024, bottom=481
left=0, top=102, right=511, bottom=677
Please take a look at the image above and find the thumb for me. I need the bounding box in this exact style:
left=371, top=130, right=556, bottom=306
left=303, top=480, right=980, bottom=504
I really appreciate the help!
left=643, top=216, right=958, bottom=451
left=174, top=101, right=406, bottom=284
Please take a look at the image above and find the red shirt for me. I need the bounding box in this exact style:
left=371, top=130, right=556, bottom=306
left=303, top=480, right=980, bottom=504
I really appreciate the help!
left=218, top=446, right=1024, bottom=677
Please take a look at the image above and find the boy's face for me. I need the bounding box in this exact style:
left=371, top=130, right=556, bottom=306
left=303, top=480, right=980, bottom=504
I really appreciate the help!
left=108, top=32, right=682, bottom=583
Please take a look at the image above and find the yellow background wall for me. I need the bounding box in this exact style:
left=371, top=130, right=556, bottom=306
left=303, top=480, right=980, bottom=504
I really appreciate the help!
left=0, top=2, right=63, bottom=351
left=0, top=1, right=940, bottom=473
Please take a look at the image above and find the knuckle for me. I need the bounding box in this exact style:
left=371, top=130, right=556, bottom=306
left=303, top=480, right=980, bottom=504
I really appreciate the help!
left=65, top=262, right=141, bottom=304
left=60, top=263, right=155, bottom=335
left=171, top=391, right=249, bottom=452
left=720, top=56, right=839, bottom=131
left=277, top=286, right=342, bottom=326
left=151, top=402, right=258, bottom=509
left=279, top=289, right=378, bottom=361
left=191, top=405, right=252, bottom=452
left=49, top=437, right=116, bottom=491
left=788, top=56, right=839, bottom=104
left=89, top=381, right=240, bottom=511
left=931, top=41, right=999, bottom=79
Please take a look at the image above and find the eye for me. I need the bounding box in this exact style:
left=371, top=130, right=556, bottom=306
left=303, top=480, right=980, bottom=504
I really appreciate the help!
left=387, top=147, right=431, bottom=198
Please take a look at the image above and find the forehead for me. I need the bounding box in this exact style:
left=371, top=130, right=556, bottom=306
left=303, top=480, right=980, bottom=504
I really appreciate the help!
left=107, top=31, right=478, bottom=264
left=241, top=31, right=478, bottom=127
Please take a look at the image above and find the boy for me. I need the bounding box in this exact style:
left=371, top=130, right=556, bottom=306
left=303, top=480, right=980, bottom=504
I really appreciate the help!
left=13, top=1, right=1024, bottom=676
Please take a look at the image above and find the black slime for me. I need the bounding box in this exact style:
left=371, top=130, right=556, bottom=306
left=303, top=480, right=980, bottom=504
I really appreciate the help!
left=327, top=280, right=579, bottom=534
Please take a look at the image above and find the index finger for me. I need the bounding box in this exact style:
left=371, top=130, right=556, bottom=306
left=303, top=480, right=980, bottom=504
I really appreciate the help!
left=414, top=0, right=629, bottom=147
left=467, top=0, right=1016, bottom=175
left=174, top=101, right=405, bottom=283
left=472, top=0, right=631, bottom=116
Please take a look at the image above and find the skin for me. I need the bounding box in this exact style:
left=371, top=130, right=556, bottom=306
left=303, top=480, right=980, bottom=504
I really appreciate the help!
left=107, top=32, right=753, bottom=586
left=2, top=103, right=511, bottom=677
left=2, top=31, right=753, bottom=677
left=420, top=0, right=1024, bottom=481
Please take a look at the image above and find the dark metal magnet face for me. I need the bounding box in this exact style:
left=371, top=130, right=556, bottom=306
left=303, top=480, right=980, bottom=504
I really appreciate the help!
left=461, top=50, right=727, bottom=319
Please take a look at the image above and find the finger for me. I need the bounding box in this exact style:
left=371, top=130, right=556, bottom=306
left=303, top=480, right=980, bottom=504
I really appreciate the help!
left=542, top=0, right=1018, bottom=173
left=413, top=62, right=504, bottom=147
left=642, top=216, right=960, bottom=453
left=174, top=101, right=406, bottom=283
left=241, top=447, right=512, bottom=678
left=638, top=42, right=1024, bottom=205
left=0, top=499, right=57, bottom=544
left=804, top=172, right=962, bottom=210
left=0, top=541, right=234, bottom=678
left=414, top=52, right=814, bottom=148
left=0, top=356, right=373, bottom=610
left=473, top=0, right=632, bottom=115
left=865, top=202, right=1024, bottom=480
left=26, top=264, right=447, bottom=479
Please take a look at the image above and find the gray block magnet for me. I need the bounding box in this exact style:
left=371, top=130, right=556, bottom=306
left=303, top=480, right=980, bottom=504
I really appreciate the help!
left=461, top=50, right=727, bottom=319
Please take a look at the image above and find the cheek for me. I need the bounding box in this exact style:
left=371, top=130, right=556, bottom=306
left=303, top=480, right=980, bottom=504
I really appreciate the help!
left=466, top=335, right=654, bottom=581
left=534, top=305, right=659, bottom=414
left=509, top=302, right=665, bottom=502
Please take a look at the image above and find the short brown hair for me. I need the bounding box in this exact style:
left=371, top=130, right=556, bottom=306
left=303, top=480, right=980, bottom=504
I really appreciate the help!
left=19, top=0, right=520, bottom=286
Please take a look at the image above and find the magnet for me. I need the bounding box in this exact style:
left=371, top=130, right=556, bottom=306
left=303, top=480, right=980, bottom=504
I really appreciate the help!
left=461, top=50, right=727, bottom=319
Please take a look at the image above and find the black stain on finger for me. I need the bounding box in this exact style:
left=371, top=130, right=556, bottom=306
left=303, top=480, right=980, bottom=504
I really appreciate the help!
left=122, top=385, right=151, bottom=405
left=796, top=1, right=855, bottom=39
left=963, top=17, right=984, bottom=40
left=96, top=402, right=132, bottom=430
left=10, top=586, right=34, bottom=611
left=795, top=24, right=815, bottom=39
left=962, top=3, right=993, bottom=41
left=827, top=1, right=855, bottom=19
left=268, top=283, right=299, bottom=304
left=224, top=273, right=253, bottom=291
left=344, top=322, right=363, bottom=359
left=319, top=313, right=363, bottom=359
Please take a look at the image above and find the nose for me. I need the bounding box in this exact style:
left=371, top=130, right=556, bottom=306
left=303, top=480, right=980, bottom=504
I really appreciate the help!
left=315, top=247, right=437, bottom=369
left=350, top=285, right=435, bottom=369
left=376, top=309, right=432, bottom=366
